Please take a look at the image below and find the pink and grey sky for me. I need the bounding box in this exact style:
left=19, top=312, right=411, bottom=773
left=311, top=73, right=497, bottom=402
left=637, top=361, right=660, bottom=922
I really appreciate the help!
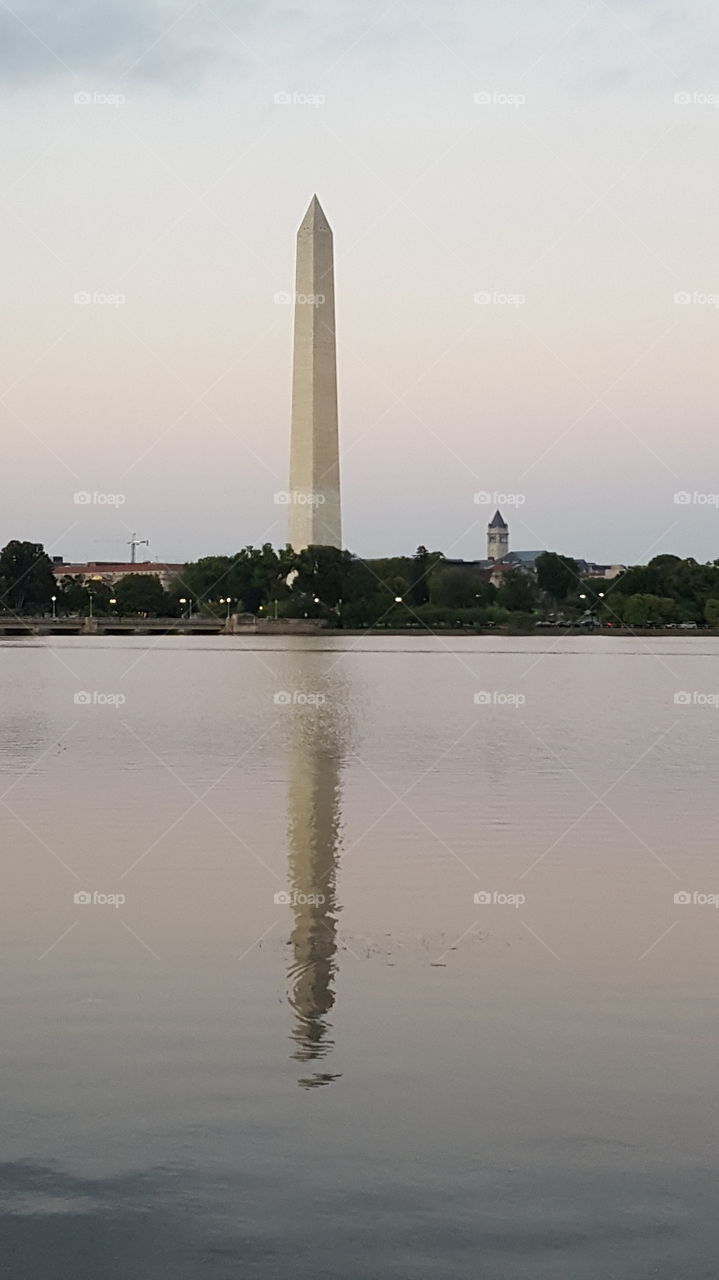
left=1, top=0, right=718, bottom=565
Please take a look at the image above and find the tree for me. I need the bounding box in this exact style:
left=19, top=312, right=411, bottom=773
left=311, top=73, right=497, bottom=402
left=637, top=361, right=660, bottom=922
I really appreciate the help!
left=497, top=570, right=537, bottom=613
left=705, top=599, right=719, bottom=628
left=621, top=594, right=675, bottom=627
left=407, top=546, right=436, bottom=606
left=114, top=574, right=166, bottom=615
left=291, top=546, right=355, bottom=610
left=535, top=552, right=579, bottom=600
left=175, top=556, right=236, bottom=607
left=79, top=581, right=113, bottom=614
left=430, top=567, right=493, bottom=609
left=174, top=545, right=294, bottom=616
left=58, top=575, right=86, bottom=614
left=0, top=541, right=56, bottom=613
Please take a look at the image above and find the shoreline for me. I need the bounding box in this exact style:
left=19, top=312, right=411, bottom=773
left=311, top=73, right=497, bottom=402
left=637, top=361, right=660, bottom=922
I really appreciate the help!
left=0, top=621, right=714, bottom=639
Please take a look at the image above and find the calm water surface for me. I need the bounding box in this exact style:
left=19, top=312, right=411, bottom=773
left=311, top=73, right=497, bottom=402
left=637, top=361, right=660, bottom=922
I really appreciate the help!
left=1, top=635, right=718, bottom=1278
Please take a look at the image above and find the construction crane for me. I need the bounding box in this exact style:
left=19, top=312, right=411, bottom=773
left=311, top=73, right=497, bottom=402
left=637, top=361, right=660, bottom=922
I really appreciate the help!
left=127, top=533, right=149, bottom=565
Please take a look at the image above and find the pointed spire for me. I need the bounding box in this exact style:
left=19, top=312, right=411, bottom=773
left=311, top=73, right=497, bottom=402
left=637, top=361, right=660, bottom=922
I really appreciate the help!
left=489, top=509, right=508, bottom=529
left=298, top=195, right=331, bottom=234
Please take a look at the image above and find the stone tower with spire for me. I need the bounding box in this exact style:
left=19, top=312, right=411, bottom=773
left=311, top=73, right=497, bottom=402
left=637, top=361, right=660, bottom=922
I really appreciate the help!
left=287, top=195, right=342, bottom=550
left=487, top=509, right=509, bottom=561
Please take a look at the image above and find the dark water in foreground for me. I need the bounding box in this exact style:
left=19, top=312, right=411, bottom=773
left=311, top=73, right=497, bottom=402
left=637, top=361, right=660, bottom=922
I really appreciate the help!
left=1, top=635, right=718, bottom=1278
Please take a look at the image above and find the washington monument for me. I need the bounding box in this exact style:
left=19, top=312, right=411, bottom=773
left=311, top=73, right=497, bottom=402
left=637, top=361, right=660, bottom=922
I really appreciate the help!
left=287, top=196, right=342, bottom=550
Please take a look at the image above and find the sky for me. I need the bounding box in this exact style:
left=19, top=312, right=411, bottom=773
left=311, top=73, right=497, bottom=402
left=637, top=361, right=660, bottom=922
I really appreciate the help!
left=1, top=0, right=718, bottom=566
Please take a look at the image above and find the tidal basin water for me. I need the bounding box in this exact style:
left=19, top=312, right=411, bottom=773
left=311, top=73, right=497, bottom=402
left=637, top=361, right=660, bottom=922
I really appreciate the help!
left=1, top=634, right=718, bottom=1278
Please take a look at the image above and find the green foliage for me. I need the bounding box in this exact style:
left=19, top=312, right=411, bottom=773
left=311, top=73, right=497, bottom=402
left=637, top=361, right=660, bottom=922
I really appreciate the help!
left=10, top=538, right=719, bottom=630
left=114, top=574, right=166, bottom=615
left=618, top=594, right=676, bottom=627
left=0, top=541, right=56, bottom=613
left=704, top=598, right=719, bottom=628
left=57, top=575, right=114, bottom=615
left=429, top=567, right=495, bottom=609
left=172, top=544, right=295, bottom=616
left=497, top=571, right=537, bottom=613
left=535, top=552, right=580, bottom=600
left=57, top=575, right=89, bottom=614
left=291, top=546, right=354, bottom=608
left=84, top=582, right=113, bottom=614
left=407, top=546, right=443, bottom=606
left=614, top=558, right=719, bottom=621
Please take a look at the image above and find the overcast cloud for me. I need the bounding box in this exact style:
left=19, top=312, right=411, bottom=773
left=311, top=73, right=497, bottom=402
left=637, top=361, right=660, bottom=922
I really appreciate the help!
left=1, top=0, right=718, bottom=565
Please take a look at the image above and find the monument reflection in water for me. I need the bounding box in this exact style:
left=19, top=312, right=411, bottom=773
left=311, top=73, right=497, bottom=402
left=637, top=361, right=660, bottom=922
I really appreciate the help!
left=285, top=675, right=346, bottom=1089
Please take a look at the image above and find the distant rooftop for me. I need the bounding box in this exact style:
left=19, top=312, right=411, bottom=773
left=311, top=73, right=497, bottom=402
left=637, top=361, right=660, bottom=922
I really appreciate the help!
left=53, top=561, right=183, bottom=574
left=504, top=550, right=543, bottom=565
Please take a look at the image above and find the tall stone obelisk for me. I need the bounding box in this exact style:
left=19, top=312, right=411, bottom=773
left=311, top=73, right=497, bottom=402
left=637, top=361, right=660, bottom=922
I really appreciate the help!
left=288, top=196, right=342, bottom=550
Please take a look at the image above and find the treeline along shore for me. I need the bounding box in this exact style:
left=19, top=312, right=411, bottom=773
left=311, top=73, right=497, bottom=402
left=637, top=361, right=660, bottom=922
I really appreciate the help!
left=2, top=540, right=719, bottom=632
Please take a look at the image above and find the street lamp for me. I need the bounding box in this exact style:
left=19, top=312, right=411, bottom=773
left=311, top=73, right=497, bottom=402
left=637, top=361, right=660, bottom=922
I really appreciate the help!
left=87, top=589, right=94, bottom=618
left=394, top=596, right=403, bottom=604
left=50, top=595, right=57, bottom=619
left=220, top=596, right=233, bottom=620
left=179, top=597, right=192, bottom=618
